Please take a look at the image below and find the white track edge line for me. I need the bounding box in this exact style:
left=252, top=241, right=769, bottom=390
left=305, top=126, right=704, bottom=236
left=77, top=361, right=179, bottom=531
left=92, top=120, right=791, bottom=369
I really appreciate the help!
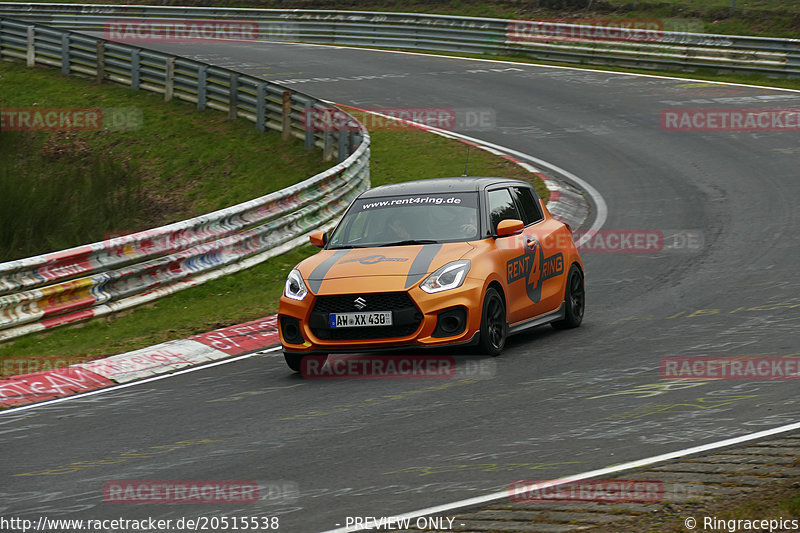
left=263, top=40, right=800, bottom=94
left=0, top=346, right=282, bottom=415
left=325, top=105, right=608, bottom=247
left=320, top=419, right=800, bottom=533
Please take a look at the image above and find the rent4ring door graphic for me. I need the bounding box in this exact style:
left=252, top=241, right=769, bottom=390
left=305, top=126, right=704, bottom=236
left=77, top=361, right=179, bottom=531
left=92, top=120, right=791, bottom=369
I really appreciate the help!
left=486, top=185, right=567, bottom=325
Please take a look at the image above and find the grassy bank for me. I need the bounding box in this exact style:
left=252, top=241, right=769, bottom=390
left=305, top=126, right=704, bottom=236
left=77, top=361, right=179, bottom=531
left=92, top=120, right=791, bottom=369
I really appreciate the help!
left=0, top=60, right=333, bottom=260
left=0, top=59, right=545, bottom=362
left=0, top=132, right=145, bottom=258
left=14, top=0, right=800, bottom=38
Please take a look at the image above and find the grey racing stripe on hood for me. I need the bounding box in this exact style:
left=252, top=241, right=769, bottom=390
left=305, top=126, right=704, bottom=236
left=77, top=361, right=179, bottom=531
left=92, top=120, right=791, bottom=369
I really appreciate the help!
left=405, top=243, right=444, bottom=289
left=307, top=249, right=351, bottom=294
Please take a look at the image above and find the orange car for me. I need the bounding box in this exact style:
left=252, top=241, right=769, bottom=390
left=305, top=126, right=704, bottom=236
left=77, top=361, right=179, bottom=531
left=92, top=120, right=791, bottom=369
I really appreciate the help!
left=278, top=177, right=584, bottom=371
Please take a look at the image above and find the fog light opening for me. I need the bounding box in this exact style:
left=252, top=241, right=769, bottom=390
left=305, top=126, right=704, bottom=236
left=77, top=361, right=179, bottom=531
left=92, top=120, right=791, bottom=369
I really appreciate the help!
left=440, top=315, right=462, bottom=334
left=433, top=307, right=467, bottom=338
left=280, top=316, right=304, bottom=345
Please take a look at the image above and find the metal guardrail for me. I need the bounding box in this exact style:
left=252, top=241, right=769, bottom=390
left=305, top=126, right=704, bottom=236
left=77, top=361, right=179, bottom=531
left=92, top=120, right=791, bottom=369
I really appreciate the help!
left=0, top=15, right=370, bottom=341
left=0, top=3, right=798, bottom=76
left=0, top=4, right=796, bottom=341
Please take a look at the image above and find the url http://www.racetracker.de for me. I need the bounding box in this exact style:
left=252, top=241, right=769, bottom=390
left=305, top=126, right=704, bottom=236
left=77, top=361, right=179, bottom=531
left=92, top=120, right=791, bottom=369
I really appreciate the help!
left=0, top=516, right=282, bottom=532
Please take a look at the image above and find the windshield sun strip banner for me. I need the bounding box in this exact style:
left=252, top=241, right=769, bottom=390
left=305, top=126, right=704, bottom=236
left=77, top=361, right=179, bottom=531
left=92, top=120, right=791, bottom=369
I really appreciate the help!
left=357, top=192, right=478, bottom=212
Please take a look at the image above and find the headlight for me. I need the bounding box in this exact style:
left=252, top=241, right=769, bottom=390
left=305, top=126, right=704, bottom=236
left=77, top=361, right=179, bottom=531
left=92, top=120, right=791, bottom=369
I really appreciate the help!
left=284, top=269, right=308, bottom=300
left=420, top=260, right=471, bottom=293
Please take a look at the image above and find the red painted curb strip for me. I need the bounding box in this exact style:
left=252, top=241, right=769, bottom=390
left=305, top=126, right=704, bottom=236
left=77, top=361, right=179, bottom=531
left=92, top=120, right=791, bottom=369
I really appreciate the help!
left=0, top=110, right=587, bottom=409
left=0, top=367, right=115, bottom=407
left=0, top=316, right=280, bottom=408
left=191, top=316, right=279, bottom=355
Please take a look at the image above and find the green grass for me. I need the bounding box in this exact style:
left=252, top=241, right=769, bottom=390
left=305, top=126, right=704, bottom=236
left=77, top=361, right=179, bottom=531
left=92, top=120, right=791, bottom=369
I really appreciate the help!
left=13, top=0, right=800, bottom=38
left=718, top=489, right=800, bottom=519
left=2, top=2, right=796, bottom=363
left=0, top=61, right=543, bottom=363
left=0, top=60, right=332, bottom=260
left=0, top=132, right=146, bottom=258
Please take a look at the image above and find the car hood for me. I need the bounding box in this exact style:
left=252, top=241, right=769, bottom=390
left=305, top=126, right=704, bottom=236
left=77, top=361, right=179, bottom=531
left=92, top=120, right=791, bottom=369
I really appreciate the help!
left=298, top=242, right=474, bottom=294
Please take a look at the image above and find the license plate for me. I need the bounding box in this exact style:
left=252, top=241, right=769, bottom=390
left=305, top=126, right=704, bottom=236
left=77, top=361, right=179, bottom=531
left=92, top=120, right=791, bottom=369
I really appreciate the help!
left=330, top=311, right=392, bottom=328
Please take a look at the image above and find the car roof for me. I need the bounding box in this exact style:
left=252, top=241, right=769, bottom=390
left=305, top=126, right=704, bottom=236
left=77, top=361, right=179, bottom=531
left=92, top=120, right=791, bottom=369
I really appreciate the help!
left=359, top=177, right=533, bottom=198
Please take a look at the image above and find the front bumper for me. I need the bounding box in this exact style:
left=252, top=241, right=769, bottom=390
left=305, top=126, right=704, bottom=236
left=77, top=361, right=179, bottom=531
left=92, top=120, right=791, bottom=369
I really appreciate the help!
left=278, top=277, right=485, bottom=354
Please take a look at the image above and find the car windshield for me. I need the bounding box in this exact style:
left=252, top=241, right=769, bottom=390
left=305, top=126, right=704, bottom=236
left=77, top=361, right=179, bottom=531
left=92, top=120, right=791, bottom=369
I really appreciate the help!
left=328, top=192, right=480, bottom=248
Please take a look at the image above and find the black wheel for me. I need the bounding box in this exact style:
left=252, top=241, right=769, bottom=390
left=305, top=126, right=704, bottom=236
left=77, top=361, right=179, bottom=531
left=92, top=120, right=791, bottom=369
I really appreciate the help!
left=284, top=353, right=304, bottom=372
left=479, top=287, right=507, bottom=356
left=552, top=264, right=584, bottom=330
left=284, top=353, right=328, bottom=373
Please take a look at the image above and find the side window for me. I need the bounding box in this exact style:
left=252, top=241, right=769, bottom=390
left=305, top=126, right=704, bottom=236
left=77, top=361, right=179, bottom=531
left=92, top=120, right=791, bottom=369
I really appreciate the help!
left=512, top=186, right=544, bottom=225
left=487, top=188, right=521, bottom=233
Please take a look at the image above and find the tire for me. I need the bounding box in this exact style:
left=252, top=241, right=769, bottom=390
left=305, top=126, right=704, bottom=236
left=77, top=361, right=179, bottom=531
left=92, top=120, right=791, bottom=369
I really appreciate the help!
left=552, top=264, right=585, bottom=330
left=284, top=353, right=328, bottom=373
left=478, top=287, right=507, bottom=357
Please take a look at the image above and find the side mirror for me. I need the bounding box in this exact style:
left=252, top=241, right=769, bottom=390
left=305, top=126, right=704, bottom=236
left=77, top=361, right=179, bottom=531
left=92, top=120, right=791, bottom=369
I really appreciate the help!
left=496, top=219, right=524, bottom=237
left=309, top=230, right=327, bottom=248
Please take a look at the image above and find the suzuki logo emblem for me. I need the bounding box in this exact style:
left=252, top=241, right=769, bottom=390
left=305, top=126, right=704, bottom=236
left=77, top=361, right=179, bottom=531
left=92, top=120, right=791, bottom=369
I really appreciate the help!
left=353, top=297, right=367, bottom=310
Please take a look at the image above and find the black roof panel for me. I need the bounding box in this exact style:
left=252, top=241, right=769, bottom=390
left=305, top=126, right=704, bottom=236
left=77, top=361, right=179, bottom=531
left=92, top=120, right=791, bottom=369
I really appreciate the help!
left=360, top=177, right=530, bottom=198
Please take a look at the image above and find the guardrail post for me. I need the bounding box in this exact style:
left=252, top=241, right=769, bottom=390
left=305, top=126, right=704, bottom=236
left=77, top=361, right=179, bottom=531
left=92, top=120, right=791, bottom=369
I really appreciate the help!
left=338, top=127, right=348, bottom=162
left=256, top=83, right=266, bottom=132
left=304, top=105, right=314, bottom=150
left=282, top=91, right=292, bottom=140
left=228, top=73, right=238, bottom=120
left=60, top=33, right=70, bottom=75
left=164, top=57, right=174, bottom=102
left=323, top=129, right=334, bottom=162
left=26, top=25, right=34, bottom=67
left=197, top=65, right=208, bottom=110
left=96, top=41, right=104, bottom=83
left=131, top=49, right=140, bottom=89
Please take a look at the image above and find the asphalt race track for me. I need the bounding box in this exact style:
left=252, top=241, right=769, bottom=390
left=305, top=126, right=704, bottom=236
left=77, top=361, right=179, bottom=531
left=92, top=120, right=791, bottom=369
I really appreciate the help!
left=2, top=39, right=799, bottom=532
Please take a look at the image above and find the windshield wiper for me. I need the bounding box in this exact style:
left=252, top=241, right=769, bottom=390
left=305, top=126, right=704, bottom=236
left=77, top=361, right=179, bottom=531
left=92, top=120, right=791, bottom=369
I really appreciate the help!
left=328, top=244, right=373, bottom=249
left=378, top=239, right=438, bottom=247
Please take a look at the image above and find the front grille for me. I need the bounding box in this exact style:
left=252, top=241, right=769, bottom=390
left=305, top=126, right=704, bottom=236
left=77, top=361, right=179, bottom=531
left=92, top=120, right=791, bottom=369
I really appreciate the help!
left=310, top=292, right=422, bottom=341
left=312, top=292, right=414, bottom=314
